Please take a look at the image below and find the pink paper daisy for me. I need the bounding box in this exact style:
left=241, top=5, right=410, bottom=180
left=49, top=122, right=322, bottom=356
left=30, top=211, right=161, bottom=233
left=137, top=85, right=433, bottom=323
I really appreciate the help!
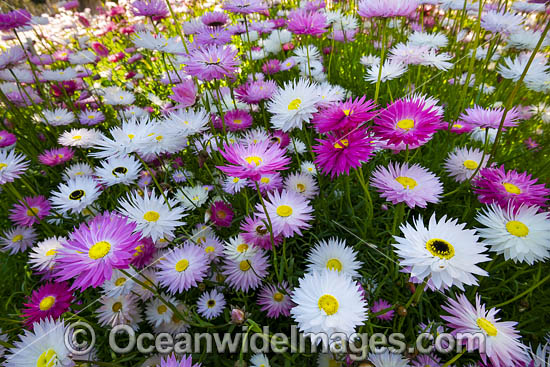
left=217, top=140, right=291, bottom=181
left=458, top=106, right=520, bottom=129
left=38, top=147, right=74, bottom=166
left=370, top=299, right=395, bottom=321
left=185, top=45, right=240, bottom=81
left=472, top=165, right=550, bottom=209
left=55, top=212, right=142, bottom=291
left=22, top=282, right=73, bottom=328
left=240, top=215, right=283, bottom=250
left=312, top=96, right=377, bottom=133
left=9, top=195, right=51, bottom=227
left=257, top=281, right=294, bottom=318
left=255, top=189, right=314, bottom=238
left=156, top=244, right=209, bottom=294
left=210, top=201, right=234, bottom=228
left=222, top=251, right=269, bottom=292
left=287, top=9, right=328, bottom=36
left=370, top=162, right=443, bottom=208
left=372, top=98, right=442, bottom=147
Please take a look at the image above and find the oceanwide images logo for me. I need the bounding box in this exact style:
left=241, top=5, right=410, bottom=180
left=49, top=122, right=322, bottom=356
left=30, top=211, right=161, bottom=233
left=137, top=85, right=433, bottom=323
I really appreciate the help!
left=65, top=322, right=487, bottom=360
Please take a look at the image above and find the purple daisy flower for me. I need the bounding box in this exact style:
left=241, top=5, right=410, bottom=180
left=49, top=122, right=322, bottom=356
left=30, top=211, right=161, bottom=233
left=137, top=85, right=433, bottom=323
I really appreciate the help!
left=255, top=189, right=314, bottom=238
left=358, top=0, right=419, bottom=18
left=0, top=131, right=16, bottom=147
left=217, top=140, right=291, bottom=181
left=210, top=201, right=234, bottom=227
left=222, top=251, right=269, bottom=292
left=0, top=9, right=32, bottom=31
left=372, top=98, right=442, bottom=147
left=159, top=353, right=201, bottom=367
left=223, top=109, right=253, bottom=131
left=370, top=162, right=443, bottom=208
left=472, top=165, right=550, bottom=209
left=170, top=80, right=197, bottom=108
left=262, top=59, right=281, bottom=75
left=55, top=212, right=142, bottom=291
left=313, top=128, right=375, bottom=179
left=9, top=195, right=51, bottom=227
left=250, top=172, right=284, bottom=194
left=240, top=215, right=283, bottom=250
left=38, top=147, right=74, bottom=166
left=156, top=244, right=209, bottom=294
left=131, top=0, right=169, bottom=18
left=441, top=293, right=530, bottom=367
left=459, top=106, right=520, bottom=129
left=411, top=354, right=441, bottom=367
left=312, top=96, right=377, bottom=133
left=201, top=11, right=229, bottom=27
left=370, top=299, right=395, bottom=321
left=235, top=79, right=277, bottom=104
left=287, top=9, right=328, bottom=36
left=222, top=0, right=267, bottom=14
left=257, top=281, right=294, bottom=318
left=79, top=110, right=105, bottom=126
left=22, top=282, right=73, bottom=328
left=185, top=45, right=240, bottom=81
left=195, top=28, right=233, bottom=46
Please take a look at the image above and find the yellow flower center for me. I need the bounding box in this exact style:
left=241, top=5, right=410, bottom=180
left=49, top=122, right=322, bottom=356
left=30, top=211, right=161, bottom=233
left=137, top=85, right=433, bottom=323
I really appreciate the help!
left=0, top=163, right=7, bottom=170
left=463, top=160, right=478, bottom=170
left=112, top=301, right=122, bottom=312
left=395, top=176, right=417, bottom=189
left=128, top=134, right=135, bottom=140
left=237, top=243, right=249, bottom=252
left=217, top=210, right=227, bottom=219
left=88, top=115, right=95, bottom=119
left=453, top=123, right=463, bottom=129
left=276, top=205, right=293, bottom=217
left=326, top=258, right=343, bottom=272
left=260, top=177, right=270, bottom=184
left=333, top=139, right=349, bottom=149
left=288, top=98, right=301, bottom=110
left=476, top=317, right=498, bottom=337
left=245, top=155, right=263, bottom=166
left=232, top=177, right=240, bottom=183
left=273, top=292, right=284, bottom=302
left=318, top=294, right=339, bottom=316
left=72, top=135, right=82, bottom=140
left=112, top=167, right=128, bottom=176
left=36, top=348, right=57, bottom=367
left=426, top=238, right=455, bottom=260
left=26, top=207, right=39, bottom=217
left=115, top=277, right=126, bottom=286
left=46, top=249, right=57, bottom=256
left=157, top=305, right=167, bottom=314
left=205, top=246, right=215, bottom=253
left=342, top=109, right=350, bottom=116
left=296, top=183, right=306, bottom=192
left=397, top=118, right=415, bottom=130
left=506, top=220, right=529, bottom=237
left=12, top=234, right=24, bottom=242
left=502, top=182, right=521, bottom=194
left=233, top=119, right=242, bottom=124
left=39, top=296, right=56, bottom=311
left=88, top=241, right=111, bottom=259
left=207, top=299, right=216, bottom=308
left=143, top=211, right=160, bottom=222
left=175, top=259, right=189, bottom=272
left=239, top=260, right=251, bottom=271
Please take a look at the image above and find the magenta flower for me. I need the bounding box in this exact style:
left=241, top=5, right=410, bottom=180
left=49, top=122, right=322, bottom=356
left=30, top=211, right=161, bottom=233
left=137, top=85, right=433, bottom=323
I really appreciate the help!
left=223, top=109, right=253, bottom=131
left=370, top=162, right=443, bottom=208
left=312, top=96, right=377, bottom=133
left=262, top=59, right=281, bottom=75
left=130, top=237, right=156, bottom=269
left=185, top=45, right=240, bottom=81
left=240, top=215, right=283, bottom=250
left=55, top=212, right=142, bottom=291
left=9, top=195, right=51, bottom=227
left=131, top=0, right=169, bottom=18
left=201, top=11, right=229, bottom=27
left=441, top=293, right=529, bottom=367
left=217, top=140, right=291, bottom=181
left=235, top=79, right=277, bottom=104
left=195, top=28, right=232, bottom=46
left=170, top=80, right=197, bottom=107
left=22, top=282, right=73, bottom=328
left=0, top=9, right=32, bottom=31
left=313, top=128, right=375, bottom=179
left=524, top=137, right=539, bottom=150
left=258, top=281, right=294, bottom=318
left=472, top=165, right=550, bottom=209
left=38, top=147, right=74, bottom=166
left=373, top=98, right=442, bottom=147
left=210, top=201, right=234, bottom=227
left=287, top=9, right=328, bottom=36
left=222, top=0, right=267, bottom=14
left=458, top=106, right=520, bottom=129
left=0, top=130, right=16, bottom=147
left=370, top=299, right=395, bottom=321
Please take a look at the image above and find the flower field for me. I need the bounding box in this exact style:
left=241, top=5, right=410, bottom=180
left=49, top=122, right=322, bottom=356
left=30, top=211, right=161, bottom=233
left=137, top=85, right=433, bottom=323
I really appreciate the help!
left=0, top=0, right=550, bottom=366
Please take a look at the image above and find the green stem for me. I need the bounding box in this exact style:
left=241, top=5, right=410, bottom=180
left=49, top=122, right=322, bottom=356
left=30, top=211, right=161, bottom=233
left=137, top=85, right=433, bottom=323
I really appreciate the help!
left=493, top=274, right=550, bottom=308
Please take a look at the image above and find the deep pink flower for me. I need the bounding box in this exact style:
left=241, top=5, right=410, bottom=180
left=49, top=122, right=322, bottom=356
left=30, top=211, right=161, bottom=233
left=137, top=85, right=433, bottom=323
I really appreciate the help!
left=22, top=282, right=73, bottom=328
left=38, top=147, right=74, bottom=166
left=0, top=130, right=16, bottom=147
left=169, top=80, right=197, bottom=107
left=240, top=215, right=283, bottom=250
left=312, top=96, right=377, bottom=133
left=223, top=109, right=253, bottom=131
left=235, top=79, right=277, bottom=104
left=371, top=299, right=395, bottom=321
left=287, top=9, right=328, bottom=36
left=91, top=42, right=110, bottom=57
left=472, top=165, right=550, bottom=209
left=313, top=128, right=375, bottom=179
left=210, top=201, right=234, bottom=227
left=9, top=195, right=51, bottom=227
left=130, top=236, right=156, bottom=269
left=0, top=9, right=32, bottom=31
left=262, top=59, right=281, bottom=75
